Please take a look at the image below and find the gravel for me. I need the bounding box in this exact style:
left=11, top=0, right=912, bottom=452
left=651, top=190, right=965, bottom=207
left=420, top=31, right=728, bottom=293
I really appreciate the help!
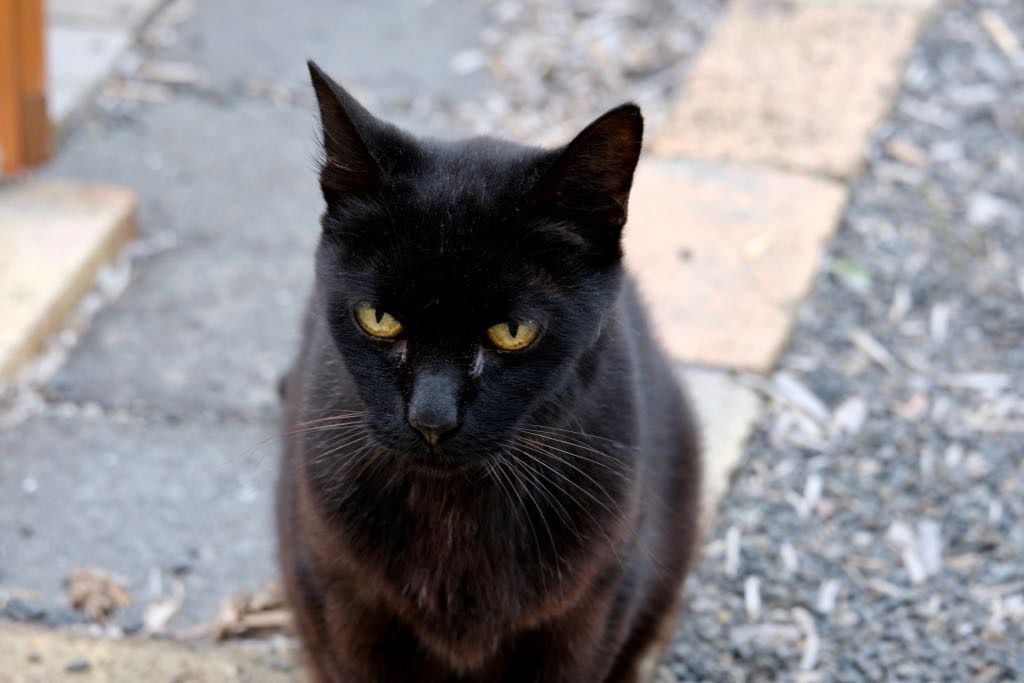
left=431, top=0, right=723, bottom=142
left=664, top=0, right=1024, bottom=680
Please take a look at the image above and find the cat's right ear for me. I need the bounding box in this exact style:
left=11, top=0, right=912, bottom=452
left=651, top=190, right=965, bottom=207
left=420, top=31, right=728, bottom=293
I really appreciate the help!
left=308, top=60, right=385, bottom=205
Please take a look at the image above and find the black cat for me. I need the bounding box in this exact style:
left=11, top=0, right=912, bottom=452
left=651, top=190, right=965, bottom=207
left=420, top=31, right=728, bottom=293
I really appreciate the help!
left=276, top=60, right=702, bottom=683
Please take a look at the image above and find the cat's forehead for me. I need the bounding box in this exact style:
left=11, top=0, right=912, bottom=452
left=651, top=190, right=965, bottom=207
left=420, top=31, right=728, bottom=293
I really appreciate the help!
left=409, top=137, right=543, bottom=202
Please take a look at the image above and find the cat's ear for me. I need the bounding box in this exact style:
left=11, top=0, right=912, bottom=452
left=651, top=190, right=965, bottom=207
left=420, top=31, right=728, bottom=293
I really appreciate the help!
left=308, top=60, right=386, bottom=204
left=533, top=104, right=643, bottom=239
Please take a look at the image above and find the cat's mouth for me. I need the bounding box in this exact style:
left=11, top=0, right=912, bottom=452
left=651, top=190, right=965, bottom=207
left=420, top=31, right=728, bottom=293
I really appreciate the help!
left=402, top=447, right=490, bottom=478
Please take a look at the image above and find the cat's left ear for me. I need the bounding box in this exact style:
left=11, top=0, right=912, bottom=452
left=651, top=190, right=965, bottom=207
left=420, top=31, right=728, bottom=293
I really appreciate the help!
left=533, top=104, right=643, bottom=239
left=308, top=60, right=393, bottom=206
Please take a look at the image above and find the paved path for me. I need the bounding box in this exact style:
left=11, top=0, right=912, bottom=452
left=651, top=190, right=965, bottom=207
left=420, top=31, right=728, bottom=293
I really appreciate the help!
left=0, top=0, right=982, bottom=678
left=2, top=0, right=494, bottom=630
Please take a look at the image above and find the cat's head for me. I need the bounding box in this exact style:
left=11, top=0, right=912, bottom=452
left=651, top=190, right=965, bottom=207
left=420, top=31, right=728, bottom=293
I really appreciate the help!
left=308, top=61, right=642, bottom=470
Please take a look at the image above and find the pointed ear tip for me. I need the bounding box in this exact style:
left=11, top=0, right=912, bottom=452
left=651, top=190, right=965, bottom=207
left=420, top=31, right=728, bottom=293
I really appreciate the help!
left=308, top=61, right=338, bottom=91
left=620, top=103, right=643, bottom=126
left=597, top=103, right=643, bottom=133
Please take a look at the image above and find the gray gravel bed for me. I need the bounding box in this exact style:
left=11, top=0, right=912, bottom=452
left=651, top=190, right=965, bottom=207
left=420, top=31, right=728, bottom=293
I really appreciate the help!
left=664, top=0, right=1024, bottom=680
left=429, top=0, right=723, bottom=142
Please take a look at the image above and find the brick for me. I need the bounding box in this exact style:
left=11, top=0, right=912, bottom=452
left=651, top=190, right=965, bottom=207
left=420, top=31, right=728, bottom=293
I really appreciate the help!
left=652, top=1, right=923, bottom=179
left=680, top=367, right=762, bottom=517
left=0, top=179, right=135, bottom=380
left=0, top=623, right=295, bottom=681
left=624, top=158, right=846, bottom=372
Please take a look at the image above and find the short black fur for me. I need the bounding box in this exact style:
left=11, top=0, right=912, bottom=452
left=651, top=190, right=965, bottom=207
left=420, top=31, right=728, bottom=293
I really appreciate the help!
left=277, top=61, right=701, bottom=683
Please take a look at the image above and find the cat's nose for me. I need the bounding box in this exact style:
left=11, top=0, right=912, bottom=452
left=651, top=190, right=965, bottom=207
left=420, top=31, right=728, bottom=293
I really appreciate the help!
left=407, top=371, right=461, bottom=446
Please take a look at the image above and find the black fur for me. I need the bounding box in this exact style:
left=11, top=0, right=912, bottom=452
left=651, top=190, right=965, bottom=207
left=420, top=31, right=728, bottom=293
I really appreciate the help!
left=277, top=60, right=701, bottom=683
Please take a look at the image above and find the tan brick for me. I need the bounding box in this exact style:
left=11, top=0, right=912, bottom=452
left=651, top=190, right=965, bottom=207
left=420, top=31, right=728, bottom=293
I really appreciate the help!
left=0, top=623, right=295, bottom=681
left=625, top=158, right=846, bottom=372
left=0, top=179, right=136, bottom=380
left=652, top=1, right=923, bottom=179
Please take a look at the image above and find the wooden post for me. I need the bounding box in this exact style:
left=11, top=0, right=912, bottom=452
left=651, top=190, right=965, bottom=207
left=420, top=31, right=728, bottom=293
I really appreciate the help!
left=0, top=0, right=50, bottom=176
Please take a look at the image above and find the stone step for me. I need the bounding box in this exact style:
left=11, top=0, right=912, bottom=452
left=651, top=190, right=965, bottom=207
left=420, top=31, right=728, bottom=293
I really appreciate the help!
left=0, top=623, right=295, bottom=682
left=0, top=179, right=135, bottom=380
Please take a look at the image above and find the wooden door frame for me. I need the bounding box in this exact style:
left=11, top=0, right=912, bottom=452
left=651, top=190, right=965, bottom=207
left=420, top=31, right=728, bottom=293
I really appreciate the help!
left=0, top=0, right=50, bottom=176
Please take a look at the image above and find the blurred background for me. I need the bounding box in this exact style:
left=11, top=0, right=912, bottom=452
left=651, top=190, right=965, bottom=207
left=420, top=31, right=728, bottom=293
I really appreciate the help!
left=0, top=0, right=1021, bottom=679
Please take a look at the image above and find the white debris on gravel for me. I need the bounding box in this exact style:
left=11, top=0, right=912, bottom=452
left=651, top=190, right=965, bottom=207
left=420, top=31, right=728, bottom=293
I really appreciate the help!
left=744, top=576, right=762, bottom=621
left=664, top=0, right=1024, bottom=678
left=725, top=526, right=741, bottom=579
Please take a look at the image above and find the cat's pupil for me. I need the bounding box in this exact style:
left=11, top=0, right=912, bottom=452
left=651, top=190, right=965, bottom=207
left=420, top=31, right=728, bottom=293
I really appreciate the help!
left=507, top=321, right=519, bottom=338
left=375, top=309, right=385, bottom=324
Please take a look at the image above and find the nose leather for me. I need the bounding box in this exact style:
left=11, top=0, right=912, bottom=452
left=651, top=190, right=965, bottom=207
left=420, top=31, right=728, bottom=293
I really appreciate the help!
left=407, top=370, right=461, bottom=446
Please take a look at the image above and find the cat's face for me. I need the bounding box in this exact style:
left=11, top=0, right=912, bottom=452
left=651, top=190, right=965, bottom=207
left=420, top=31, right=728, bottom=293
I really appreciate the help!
left=308, top=61, right=642, bottom=468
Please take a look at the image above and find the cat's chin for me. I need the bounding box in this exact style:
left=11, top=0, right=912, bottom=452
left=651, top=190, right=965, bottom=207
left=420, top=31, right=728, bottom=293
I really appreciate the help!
left=401, top=451, right=489, bottom=478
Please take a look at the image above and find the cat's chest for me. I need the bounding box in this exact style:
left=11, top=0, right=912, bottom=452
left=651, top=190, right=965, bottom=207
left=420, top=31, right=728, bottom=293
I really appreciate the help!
left=338, top=475, right=556, bottom=622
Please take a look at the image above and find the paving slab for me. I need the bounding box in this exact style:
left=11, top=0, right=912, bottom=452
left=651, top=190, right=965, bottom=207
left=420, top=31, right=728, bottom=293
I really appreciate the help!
left=46, top=234, right=311, bottom=418
left=0, top=414, right=277, bottom=628
left=680, top=367, right=762, bottom=519
left=153, top=0, right=493, bottom=138
left=47, top=0, right=165, bottom=31
left=0, top=623, right=294, bottom=682
left=41, top=96, right=323, bottom=243
left=0, top=179, right=135, bottom=381
left=652, top=0, right=924, bottom=179
left=46, top=26, right=131, bottom=126
left=38, top=97, right=321, bottom=417
left=624, top=158, right=847, bottom=373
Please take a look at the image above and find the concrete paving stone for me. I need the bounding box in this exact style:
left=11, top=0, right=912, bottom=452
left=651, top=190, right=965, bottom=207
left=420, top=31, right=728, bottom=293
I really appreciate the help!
left=0, top=622, right=295, bottom=682
left=38, top=97, right=329, bottom=416
left=0, top=179, right=135, bottom=381
left=679, top=366, right=762, bottom=519
left=652, top=0, right=924, bottom=179
left=0, top=413, right=277, bottom=628
left=46, top=26, right=131, bottom=126
left=46, top=232, right=311, bottom=418
left=41, top=97, right=324, bottom=244
left=624, top=158, right=847, bottom=373
left=47, top=0, right=165, bottom=31
left=153, top=0, right=493, bottom=137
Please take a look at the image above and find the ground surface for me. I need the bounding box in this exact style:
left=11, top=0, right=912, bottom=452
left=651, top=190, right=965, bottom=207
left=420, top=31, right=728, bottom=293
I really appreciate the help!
left=1, top=0, right=1021, bottom=680
left=0, top=0, right=721, bottom=640
left=1, top=0, right=497, bottom=630
left=665, top=0, right=1024, bottom=679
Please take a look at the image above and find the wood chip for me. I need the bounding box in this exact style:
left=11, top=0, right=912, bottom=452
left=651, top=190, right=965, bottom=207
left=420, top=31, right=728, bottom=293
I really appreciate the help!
left=816, top=579, right=840, bottom=616
left=980, top=10, right=1021, bottom=60
left=780, top=542, right=799, bottom=576
left=774, top=372, right=829, bottom=422
left=744, top=576, right=762, bottom=621
left=917, top=519, right=943, bottom=576
left=725, top=526, right=741, bottom=579
left=793, top=607, right=820, bottom=671
left=888, top=284, right=913, bottom=322
left=144, top=580, right=185, bottom=634
left=66, top=568, right=132, bottom=623
left=211, top=582, right=292, bottom=640
left=831, top=396, right=867, bottom=436
left=929, top=303, right=950, bottom=343
left=885, top=138, right=929, bottom=167
left=849, top=329, right=898, bottom=372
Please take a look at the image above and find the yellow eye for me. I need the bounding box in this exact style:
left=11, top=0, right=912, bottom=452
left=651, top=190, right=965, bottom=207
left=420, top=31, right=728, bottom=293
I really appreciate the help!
left=486, top=320, right=540, bottom=351
left=355, top=303, right=403, bottom=339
